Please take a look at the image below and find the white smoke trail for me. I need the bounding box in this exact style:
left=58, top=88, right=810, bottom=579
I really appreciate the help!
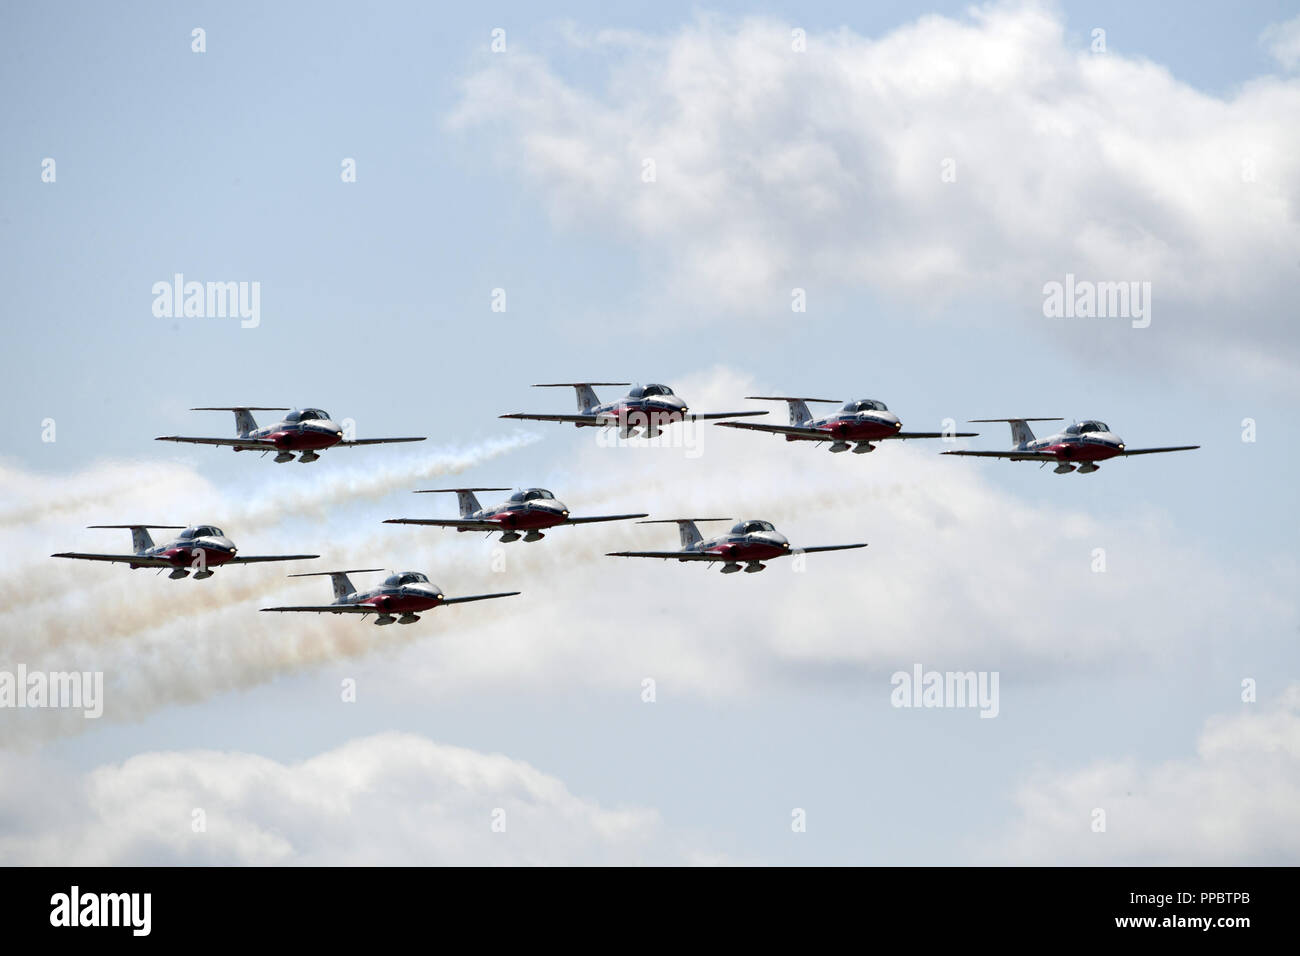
left=0, top=460, right=201, bottom=531
left=230, top=433, right=540, bottom=525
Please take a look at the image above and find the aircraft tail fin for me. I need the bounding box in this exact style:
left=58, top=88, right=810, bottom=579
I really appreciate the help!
left=287, top=568, right=384, bottom=600
left=191, top=407, right=288, bottom=438
left=637, top=517, right=730, bottom=549
left=87, top=524, right=185, bottom=554
left=746, top=396, right=839, bottom=427
left=532, top=383, right=629, bottom=414
left=969, top=418, right=1063, bottom=447
left=413, top=488, right=511, bottom=517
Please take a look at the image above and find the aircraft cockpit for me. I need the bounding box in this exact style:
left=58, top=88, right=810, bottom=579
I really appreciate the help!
left=386, top=571, right=431, bottom=587
left=844, top=399, right=888, bottom=413
left=509, top=489, right=556, bottom=503
left=630, top=384, right=675, bottom=399
left=1067, top=421, right=1110, bottom=435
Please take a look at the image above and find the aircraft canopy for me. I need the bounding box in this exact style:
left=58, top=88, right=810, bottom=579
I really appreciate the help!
left=509, top=489, right=555, bottom=502
left=1067, top=421, right=1110, bottom=435
left=180, top=525, right=224, bottom=539
left=630, top=384, right=674, bottom=399
left=386, top=571, right=430, bottom=587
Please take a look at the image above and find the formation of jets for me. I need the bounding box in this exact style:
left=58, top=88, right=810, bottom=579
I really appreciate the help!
left=51, top=383, right=1199, bottom=624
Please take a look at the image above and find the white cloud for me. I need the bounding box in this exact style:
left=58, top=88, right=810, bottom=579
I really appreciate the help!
left=450, top=3, right=1300, bottom=386
left=0, top=732, right=698, bottom=865
left=993, top=683, right=1300, bottom=864
left=1263, top=15, right=1300, bottom=71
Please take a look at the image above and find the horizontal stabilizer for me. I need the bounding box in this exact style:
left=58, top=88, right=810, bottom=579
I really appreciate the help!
left=531, top=382, right=629, bottom=388
left=286, top=568, right=384, bottom=578
left=413, top=488, right=511, bottom=494
left=190, top=406, right=289, bottom=411
left=86, top=524, right=184, bottom=529
left=637, top=518, right=730, bottom=524
left=968, top=417, right=1062, bottom=423
left=745, top=396, right=840, bottom=403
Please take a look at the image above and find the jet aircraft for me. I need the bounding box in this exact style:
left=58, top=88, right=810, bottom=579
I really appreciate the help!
left=941, top=418, right=1199, bottom=473
left=156, top=407, right=425, bottom=462
left=260, top=569, right=519, bottom=625
left=384, top=487, right=647, bottom=542
left=715, top=396, right=977, bottom=454
left=607, top=518, right=867, bottom=573
left=51, top=525, right=318, bottom=579
left=500, top=383, right=766, bottom=437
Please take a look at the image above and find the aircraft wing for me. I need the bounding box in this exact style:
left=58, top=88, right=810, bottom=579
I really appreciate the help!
left=383, top=518, right=501, bottom=530
left=793, top=543, right=869, bottom=554
left=684, top=410, right=768, bottom=421
left=941, top=450, right=1058, bottom=461
left=226, top=554, right=320, bottom=564
left=50, top=552, right=174, bottom=567
left=885, top=431, right=979, bottom=440
left=563, top=513, right=649, bottom=525
left=155, top=435, right=273, bottom=449
left=1117, top=445, right=1200, bottom=456
left=260, top=604, right=375, bottom=614
left=605, top=550, right=720, bottom=561
left=439, top=591, right=521, bottom=605
left=337, top=437, right=426, bottom=446
left=499, top=413, right=603, bottom=424
left=713, top=421, right=829, bottom=439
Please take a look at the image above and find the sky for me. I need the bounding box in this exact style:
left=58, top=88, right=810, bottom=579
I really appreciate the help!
left=1, top=0, right=1298, bottom=864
